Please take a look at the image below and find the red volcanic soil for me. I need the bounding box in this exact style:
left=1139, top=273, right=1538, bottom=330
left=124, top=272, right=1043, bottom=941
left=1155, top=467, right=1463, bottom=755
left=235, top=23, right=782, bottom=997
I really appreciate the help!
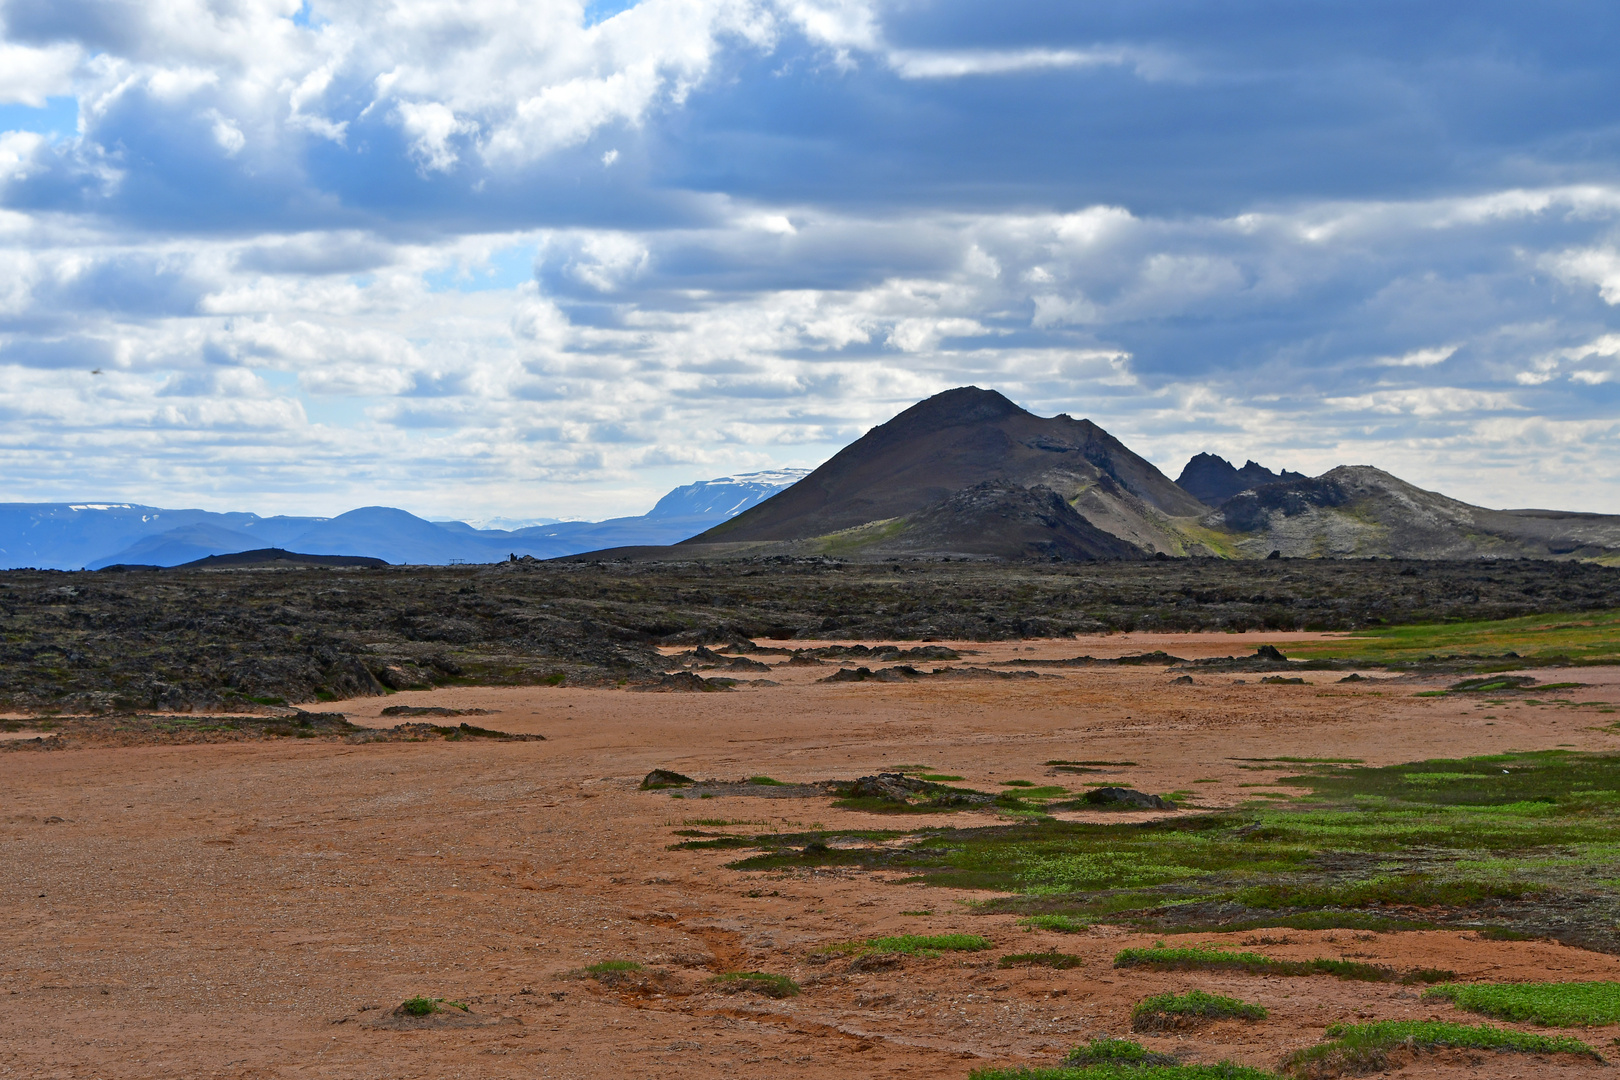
left=4, top=633, right=1620, bottom=1078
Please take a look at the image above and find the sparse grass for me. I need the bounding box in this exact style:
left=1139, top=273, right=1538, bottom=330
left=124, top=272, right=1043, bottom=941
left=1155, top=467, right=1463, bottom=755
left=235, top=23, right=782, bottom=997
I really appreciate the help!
left=1423, top=981, right=1620, bottom=1026
left=671, top=836, right=755, bottom=849
left=1003, top=786, right=1070, bottom=799
left=399, top=996, right=439, bottom=1016
left=1046, top=760, right=1138, bottom=767
left=998, top=950, right=1083, bottom=969
left=1280, top=1020, right=1600, bottom=1077
left=1132, top=990, right=1267, bottom=1031
left=721, top=750, right=1620, bottom=945
left=1003, top=779, right=1037, bottom=787
left=1065, top=1036, right=1177, bottom=1066
left=746, top=775, right=787, bottom=786
left=583, top=960, right=642, bottom=975
left=1019, top=914, right=1090, bottom=933
left=1114, top=945, right=1411, bottom=983
left=1283, top=609, right=1620, bottom=668
left=823, top=933, right=993, bottom=957
left=709, top=971, right=800, bottom=998
left=1114, top=944, right=1272, bottom=972
left=974, top=1064, right=1281, bottom=1080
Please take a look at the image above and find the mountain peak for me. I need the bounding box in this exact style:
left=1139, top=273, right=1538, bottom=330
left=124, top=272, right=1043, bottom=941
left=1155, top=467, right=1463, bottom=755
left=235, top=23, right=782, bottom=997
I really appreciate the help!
left=1177, top=452, right=1307, bottom=507
left=889, top=386, right=1028, bottom=430
left=691, top=386, right=1203, bottom=550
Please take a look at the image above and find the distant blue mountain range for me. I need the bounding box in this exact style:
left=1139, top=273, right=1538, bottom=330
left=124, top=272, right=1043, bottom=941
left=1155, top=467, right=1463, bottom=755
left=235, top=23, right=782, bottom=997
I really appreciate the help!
left=0, top=469, right=810, bottom=570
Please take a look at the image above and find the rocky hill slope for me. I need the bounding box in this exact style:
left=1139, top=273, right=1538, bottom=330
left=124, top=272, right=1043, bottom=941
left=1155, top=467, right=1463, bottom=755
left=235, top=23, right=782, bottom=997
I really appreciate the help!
left=1177, top=453, right=1306, bottom=506
left=687, top=387, right=1208, bottom=559
left=654, top=387, right=1620, bottom=563
left=1204, top=465, right=1620, bottom=561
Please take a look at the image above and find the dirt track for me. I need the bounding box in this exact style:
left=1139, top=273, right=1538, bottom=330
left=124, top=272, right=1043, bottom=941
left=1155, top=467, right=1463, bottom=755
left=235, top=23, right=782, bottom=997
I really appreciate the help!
left=5, top=633, right=1620, bottom=1078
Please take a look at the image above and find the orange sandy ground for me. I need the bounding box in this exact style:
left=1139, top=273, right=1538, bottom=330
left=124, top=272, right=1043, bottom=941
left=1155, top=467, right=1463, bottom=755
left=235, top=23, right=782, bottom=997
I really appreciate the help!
left=5, top=632, right=1620, bottom=1079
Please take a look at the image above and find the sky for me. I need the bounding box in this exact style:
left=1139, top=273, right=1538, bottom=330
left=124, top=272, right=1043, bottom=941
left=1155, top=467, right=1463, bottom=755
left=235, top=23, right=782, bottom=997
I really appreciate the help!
left=2, top=0, right=1619, bottom=519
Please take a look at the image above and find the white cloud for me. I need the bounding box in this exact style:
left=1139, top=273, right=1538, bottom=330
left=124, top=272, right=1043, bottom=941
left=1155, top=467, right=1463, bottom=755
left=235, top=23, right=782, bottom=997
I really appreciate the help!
left=1324, top=387, right=1523, bottom=417
left=396, top=100, right=478, bottom=172
left=887, top=46, right=1128, bottom=79
left=0, top=43, right=80, bottom=107
left=1376, top=344, right=1457, bottom=367
left=1543, top=246, right=1620, bottom=304
left=207, top=110, right=246, bottom=155
left=0, top=131, right=46, bottom=182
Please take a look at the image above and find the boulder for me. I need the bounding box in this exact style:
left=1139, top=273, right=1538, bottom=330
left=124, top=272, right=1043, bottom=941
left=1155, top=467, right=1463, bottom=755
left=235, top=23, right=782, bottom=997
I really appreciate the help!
left=1082, top=787, right=1176, bottom=810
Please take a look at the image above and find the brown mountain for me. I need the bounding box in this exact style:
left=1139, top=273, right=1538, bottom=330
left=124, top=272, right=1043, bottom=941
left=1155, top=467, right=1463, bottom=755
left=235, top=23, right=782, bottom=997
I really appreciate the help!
left=574, top=386, right=1620, bottom=563
left=689, top=387, right=1207, bottom=558
left=1202, top=466, right=1620, bottom=561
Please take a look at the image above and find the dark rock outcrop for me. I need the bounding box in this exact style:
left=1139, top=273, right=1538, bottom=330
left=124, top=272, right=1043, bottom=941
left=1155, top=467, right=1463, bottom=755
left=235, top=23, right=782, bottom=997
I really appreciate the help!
left=1176, top=453, right=1307, bottom=507
left=1082, top=787, right=1177, bottom=810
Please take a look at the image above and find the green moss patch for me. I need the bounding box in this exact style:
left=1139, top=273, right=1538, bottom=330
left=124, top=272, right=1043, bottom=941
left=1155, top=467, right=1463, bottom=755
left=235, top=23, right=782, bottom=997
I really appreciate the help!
left=1423, top=981, right=1620, bottom=1026
left=973, top=1037, right=1286, bottom=1080
left=1280, top=1021, right=1600, bottom=1077
left=704, top=751, right=1620, bottom=948
left=1114, top=945, right=1437, bottom=983
left=1132, top=990, right=1267, bottom=1032
left=709, top=971, right=800, bottom=998
left=822, top=933, right=993, bottom=957
left=1019, top=914, right=1091, bottom=933
left=998, top=950, right=1083, bottom=969
left=1280, top=608, right=1620, bottom=668
left=1061, top=1037, right=1177, bottom=1067
left=973, top=1064, right=1280, bottom=1080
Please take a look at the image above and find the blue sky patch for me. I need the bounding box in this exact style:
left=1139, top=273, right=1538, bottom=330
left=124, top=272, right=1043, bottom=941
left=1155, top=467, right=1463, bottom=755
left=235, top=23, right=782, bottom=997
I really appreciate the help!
left=0, top=97, right=78, bottom=139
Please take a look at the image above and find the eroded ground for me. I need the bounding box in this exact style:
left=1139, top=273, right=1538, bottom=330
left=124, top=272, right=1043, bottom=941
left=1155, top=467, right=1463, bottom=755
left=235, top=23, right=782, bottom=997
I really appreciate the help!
left=6, top=632, right=1620, bottom=1078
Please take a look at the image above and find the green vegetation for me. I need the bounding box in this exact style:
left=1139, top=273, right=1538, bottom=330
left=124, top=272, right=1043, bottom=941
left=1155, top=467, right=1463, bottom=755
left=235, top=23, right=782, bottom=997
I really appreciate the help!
left=822, top=933, right=993, bottom=957
left=1115, top=944, right=1273, bottom=971
left=1132, top=990, right=1266, bottom=1031
left=1019, top=914, right=1091, bottom=933
left=1003, top=779, right=1036, bottom=787
left=1423, top=981, right=1620, bottom=1026
left=998, top=950, right=1083, bottom=969
left=584, top=960, right=642, bottom=975
left=709, top=971, right=801, bottom=998
left=1449, top=675, right=1537, bottom=693
left=1282, top=608, right=1620, bottom=667
left=1062, top=1038, right=1176, bottom=1067
left=1280, top=1021, right=1599, bottom=1076
left=746, top=775, right=788, bottom=786
left=671, top=835, right=755, bottom=849
left=398, top=996, right=468, bottom=1016
left=973, top=1064, right=1280, bottom=1080
left=965, top=1036, right=1283, bottom=1075
left=1113, top=945, right=1447, bottom=983
left=721, top=750, right=1620, bottom=944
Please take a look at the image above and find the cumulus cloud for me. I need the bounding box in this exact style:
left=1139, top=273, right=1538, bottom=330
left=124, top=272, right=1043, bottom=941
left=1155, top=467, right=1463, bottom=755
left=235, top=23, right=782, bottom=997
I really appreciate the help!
left=0, top=0, right=1619, bottom=519
left=0, top=42, right=79, bottom=106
